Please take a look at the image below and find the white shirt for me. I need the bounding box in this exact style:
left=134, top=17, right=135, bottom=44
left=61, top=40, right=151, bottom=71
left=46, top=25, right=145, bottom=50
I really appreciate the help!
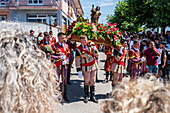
left=129, top=41, right=134, bottom=50
left=133, top=46, right=139, bottom=51
left=83, top=45, right=89, bottom=51
left=58, top=42, right=65, bottom=48
left=157, top=48, right=162, bottom=65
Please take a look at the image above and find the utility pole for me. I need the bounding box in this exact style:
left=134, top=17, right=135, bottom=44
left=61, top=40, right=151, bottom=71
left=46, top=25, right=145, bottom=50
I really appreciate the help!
left=49, top=16, right=52, bottom=31
left=49, top=16, right=51, bottom=31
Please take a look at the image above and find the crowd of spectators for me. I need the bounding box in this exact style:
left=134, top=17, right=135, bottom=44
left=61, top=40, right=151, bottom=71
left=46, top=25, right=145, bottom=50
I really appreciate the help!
left=122, top=30, right=170, bottom=81
left=28, top=29, right=170, bottom=83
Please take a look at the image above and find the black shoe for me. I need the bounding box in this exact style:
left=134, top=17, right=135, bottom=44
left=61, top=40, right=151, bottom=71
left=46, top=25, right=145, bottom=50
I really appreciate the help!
left=84, top=85, right=89, bottom=103
left=84, top=96, right=88, bottom=103
left=63, top=85, right=69, bottom=102
left=64, top=96, right=69, bottom=102
left=90, top=96, right=98, bottom=103
left=90, top=86, right=98, bottom=103
left=106, top=92, right=111, bottom=98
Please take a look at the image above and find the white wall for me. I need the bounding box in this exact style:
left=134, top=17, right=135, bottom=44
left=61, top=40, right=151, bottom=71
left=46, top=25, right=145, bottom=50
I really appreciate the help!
left=20, top=22, right=59, bottom=41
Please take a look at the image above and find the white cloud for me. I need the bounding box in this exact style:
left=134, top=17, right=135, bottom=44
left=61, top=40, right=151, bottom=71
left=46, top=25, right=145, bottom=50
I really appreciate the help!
left=85, top=0, right=118, bottom=7
left=100, top=2, right=117, bottom=7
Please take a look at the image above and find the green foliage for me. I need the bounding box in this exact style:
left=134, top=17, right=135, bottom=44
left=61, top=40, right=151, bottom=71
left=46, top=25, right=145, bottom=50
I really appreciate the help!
left=107, top=0, right=170, bottom=32
left=106, top=1, right=139, bottom=32
left=71, top=22, right=96, bottom=40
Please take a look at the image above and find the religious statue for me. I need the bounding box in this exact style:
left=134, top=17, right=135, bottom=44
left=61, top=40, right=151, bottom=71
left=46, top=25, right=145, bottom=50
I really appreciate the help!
left=91, top=5, right=101, bottom=24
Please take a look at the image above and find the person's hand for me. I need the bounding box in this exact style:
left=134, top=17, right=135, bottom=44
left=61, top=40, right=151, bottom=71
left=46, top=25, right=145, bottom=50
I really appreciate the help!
left=62, top=61, right=67, bottom=65
left=141, top=57, right=146, bottom=62
left=93, top=46, right=97, bottom=51
left=162, top=64, right=165, bottom=68
left=124, top=70, right=127, bottom=74
left=78, top=71, right=83, bottom=78
left=153, top=47, right=157, bottom=52
left=61, top=54, right=66, bottom=60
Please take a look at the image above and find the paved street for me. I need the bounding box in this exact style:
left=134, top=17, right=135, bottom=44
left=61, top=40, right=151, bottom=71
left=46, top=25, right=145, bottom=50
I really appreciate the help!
left=58, top=52, right=113, bottom=113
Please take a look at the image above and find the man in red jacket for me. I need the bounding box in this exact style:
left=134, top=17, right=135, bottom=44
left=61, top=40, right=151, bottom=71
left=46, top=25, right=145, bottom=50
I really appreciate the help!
left=144, top=41, right=160, bottom=78
left=51, top=32, right=70, bottom=102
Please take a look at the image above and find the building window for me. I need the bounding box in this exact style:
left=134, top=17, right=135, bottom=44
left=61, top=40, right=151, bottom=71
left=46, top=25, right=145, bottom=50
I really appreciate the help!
left=27, top=14, right=57, bottom=26
left=0, top=15, right=7, bottom=21
left=28, top=0, right=43, bottom=5
left=0, top=0, right=7, bottom=6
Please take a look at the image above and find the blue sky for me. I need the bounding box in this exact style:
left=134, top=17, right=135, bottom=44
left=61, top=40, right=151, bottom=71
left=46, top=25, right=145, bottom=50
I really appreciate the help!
left=79, top=0, right=120, bottom=24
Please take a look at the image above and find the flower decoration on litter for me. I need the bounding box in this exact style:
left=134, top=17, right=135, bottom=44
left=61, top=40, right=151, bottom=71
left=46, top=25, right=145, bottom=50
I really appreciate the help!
left=66, top=20, right=122, bottom=47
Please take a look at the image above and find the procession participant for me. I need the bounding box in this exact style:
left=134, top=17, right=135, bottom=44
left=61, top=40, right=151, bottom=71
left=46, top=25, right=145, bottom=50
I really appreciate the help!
left=111, top=40, right=128, bottom=88
left=129, top=40, right=145, bottom=81
left=51, top=32, right=70, bottom=102
left=75, top=35, right=99, bottom=103
left=103, top=46, right=114, bottom=83
left=88, top=42, right=100, bottom=83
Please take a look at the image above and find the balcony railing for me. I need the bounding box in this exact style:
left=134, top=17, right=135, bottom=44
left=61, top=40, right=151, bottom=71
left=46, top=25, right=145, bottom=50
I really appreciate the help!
left=0, top=0, right=59, bottom=7
left=26, top=0, right=59, bottom=6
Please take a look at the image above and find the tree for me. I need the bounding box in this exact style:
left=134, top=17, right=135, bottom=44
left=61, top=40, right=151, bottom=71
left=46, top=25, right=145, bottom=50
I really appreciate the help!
left=106, top=1, right=139, bottom=32
left=125, top=0, right=170, bottom=28
left=151, top=0, right=170, bottom=28
left=107, top=0, right=170, bottom=32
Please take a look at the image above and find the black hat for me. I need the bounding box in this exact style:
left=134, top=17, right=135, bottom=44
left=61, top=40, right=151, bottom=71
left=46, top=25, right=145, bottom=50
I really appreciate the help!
left=44, top=33, right=50, bottom=36
left=30, top=30, right=35, bottom=33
